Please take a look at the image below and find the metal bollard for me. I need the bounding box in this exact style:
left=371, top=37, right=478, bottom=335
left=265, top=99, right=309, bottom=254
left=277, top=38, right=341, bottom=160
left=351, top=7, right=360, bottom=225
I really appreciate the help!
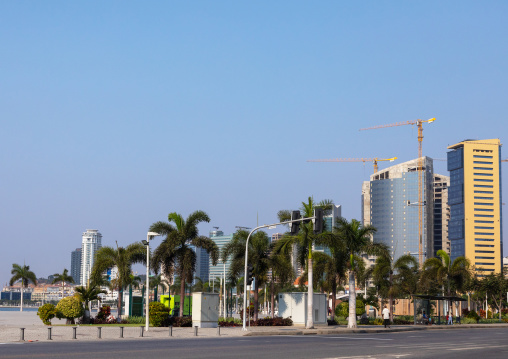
left=194, top=326, right=198, bottom=336
left=169, top=325, right=173, bottom=337
left=47, top=327, right=52, bottom=340
left=19, top=328, right=25, bottom=341
left=72, top=327, right=77, bottom=340
left=140, top=326, right=144, bottom=337
left=217, top=326, right=221, bottom=336
left=119, top=326, right=124, bottom=338
left=97, top=327, right=102, bottom=339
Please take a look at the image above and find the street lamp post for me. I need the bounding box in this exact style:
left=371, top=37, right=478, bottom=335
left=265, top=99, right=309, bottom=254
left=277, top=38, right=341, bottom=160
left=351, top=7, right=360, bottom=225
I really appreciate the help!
left=143, top=232, right=160, bottom=332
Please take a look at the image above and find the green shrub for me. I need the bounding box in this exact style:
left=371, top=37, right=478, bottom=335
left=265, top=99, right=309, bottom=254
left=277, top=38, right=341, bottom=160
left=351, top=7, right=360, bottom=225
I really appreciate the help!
left=168, top=316, right=192, bottom=327
left=37, top=304, right=56, bottom=325
left=149, top=302, right=170, bottom=327
left=56, top=296, right=84, bottom=324
left=462, top=317, right=478, bottom=324
left=254, top=317, right=293, bottom=326
left=466, top=310, right=480, bottom=321
left=373, top=318, right=383, bottom=325
left=335, top=300, right=365, bottom=318
left=126, top=316, right=146, bottom=324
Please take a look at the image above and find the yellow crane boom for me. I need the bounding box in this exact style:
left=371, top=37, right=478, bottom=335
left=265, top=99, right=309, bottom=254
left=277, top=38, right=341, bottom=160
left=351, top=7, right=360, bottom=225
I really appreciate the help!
left=359, top=118, right=436, bottom=266
left=307, top=157, right=397, bottom=173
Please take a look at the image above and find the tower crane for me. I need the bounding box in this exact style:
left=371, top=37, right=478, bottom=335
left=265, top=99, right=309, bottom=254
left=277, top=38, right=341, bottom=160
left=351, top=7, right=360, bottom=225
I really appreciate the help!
left=359, top=118, right=436, bottom=266
left=307, top=157, right=397, bottom=173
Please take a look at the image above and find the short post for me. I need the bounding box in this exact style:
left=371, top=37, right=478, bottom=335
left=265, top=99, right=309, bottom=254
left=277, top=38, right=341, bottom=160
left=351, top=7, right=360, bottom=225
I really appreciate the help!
left=217, top=325, right=221, bottom=336
left=119, top=326, right=124, bottom=338
left=140, top=326, right=144, bottom=337
left=194, top=326, right=198, bottom=336
left=97, top=327, right=102, bottom=339
left=19, top=328, right=25, bottom=341
left=47, top=327, right=52, bottom=340
left=72, top=327, right=77, bottom=339
left=169, top=325, right=173, bottom=337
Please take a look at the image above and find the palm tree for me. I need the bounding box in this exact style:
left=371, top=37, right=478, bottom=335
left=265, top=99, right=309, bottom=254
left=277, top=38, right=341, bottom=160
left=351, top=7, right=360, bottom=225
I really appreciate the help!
left=274, top=197, right=332, bottom=329
left=9, top=263, right=37, bottom=312
left=74, top=285, right=107, bottom=323
left=91, top=242, right=146, bottom=320
left=422, top=250, right=471, bottom=313
left=222, top=229, right=271, bottom=321
left=149, top=274, right=165, bottom=302
left=150, top=211, right=219, bottom=317
left=268, top=250, right=294, bottom=318
left=368, top=253, right=416, bottom=322
left=52, top=269, right=75, bottom=299
left=335, top=217, right=385, bottom=328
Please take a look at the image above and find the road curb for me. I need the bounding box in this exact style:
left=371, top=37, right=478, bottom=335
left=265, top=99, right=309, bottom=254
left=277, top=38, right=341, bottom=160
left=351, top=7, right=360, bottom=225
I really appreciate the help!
left=242, top=324, right=508, bottom=336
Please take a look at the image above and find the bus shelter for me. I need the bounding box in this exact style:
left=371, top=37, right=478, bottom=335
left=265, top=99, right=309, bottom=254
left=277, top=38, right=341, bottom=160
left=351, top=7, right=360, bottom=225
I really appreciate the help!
left=411, top=295, right=467, bottom=325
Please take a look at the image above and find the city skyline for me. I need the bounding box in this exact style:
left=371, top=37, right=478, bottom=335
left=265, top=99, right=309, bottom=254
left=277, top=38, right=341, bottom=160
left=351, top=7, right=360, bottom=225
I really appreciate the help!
left=1, top=1, right=508, bottom=287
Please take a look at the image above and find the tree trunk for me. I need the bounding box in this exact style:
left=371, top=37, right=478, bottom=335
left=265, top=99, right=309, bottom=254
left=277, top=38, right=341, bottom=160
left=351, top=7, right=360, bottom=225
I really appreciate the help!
left=348, top=271, right=357, bottom=328
left=20, top=280, right=24, bottom=312
left=307, top=256, right=314, bottom=329
left=253, top=280, right=259, bottom=321
left=117, top=288, right=123, bottom=321
left=389, top=271, right=393, bottom=322
left=332, top=283, right=337, bottom=318
left=179, top=277, right=185, bottom=317
left=270, top=279, right=275, bottom=319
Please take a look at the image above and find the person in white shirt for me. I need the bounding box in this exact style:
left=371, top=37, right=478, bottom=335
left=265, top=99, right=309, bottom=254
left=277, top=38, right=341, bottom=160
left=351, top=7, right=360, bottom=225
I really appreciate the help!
left=382, top=306, right=390, bottom=328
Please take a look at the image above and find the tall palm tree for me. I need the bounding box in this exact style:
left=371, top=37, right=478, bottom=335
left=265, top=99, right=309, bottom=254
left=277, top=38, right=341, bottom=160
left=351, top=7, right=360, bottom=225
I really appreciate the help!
left=9, top=263, right=37, bottom=312
left=422, top=250, right=471, bottom=312
left=150, top=211, right=219, bottom=317
left=222, top=229, right=271, bottom=321
left=368, top=253, right=416, bottom=322
left=91, top=242, right=146, bottom=320
left=335, top=217, right=385, bottom=328
left=274, top=197, right=332, bottom=329
left=52, top=269, right=75, bottom=299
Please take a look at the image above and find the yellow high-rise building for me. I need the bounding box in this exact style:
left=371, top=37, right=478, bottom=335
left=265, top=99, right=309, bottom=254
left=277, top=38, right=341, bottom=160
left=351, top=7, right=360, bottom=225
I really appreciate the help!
left=447, top=139, right=503, bottom=275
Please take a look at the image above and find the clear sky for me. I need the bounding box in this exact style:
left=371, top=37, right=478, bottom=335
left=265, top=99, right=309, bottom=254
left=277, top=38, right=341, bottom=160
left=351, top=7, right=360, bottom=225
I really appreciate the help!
left=1, top=1, right=507, bottom=287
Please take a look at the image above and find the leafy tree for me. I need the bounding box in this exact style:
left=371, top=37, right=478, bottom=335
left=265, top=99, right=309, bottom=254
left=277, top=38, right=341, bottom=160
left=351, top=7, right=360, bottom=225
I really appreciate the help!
left=9, top=263, right=37, bottom=312
left=56, top=296, right=84, bottom=324
left=480, top=270, right=508, bottom=321
left=274, top=197, right=332, bottom=329
left=150, top=211, right=219, bottom=317
left=37, top=303, right=57, bottom=325
left=51, top=268, right=75, bottom=299
left=222, top=229, right=271, bottom=321
left=334, top=217, right=385, bottom=328
left=91, top=242, right=146, bottom=320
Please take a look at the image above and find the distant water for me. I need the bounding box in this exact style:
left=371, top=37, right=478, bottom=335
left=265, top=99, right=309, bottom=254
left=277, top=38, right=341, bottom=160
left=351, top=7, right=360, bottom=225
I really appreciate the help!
left=0, top=307, right=39, bottom=312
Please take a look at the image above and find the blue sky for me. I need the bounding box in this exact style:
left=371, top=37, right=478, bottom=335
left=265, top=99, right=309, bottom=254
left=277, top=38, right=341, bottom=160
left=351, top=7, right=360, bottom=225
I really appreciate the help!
left=1, top=1, right=507, bottom=287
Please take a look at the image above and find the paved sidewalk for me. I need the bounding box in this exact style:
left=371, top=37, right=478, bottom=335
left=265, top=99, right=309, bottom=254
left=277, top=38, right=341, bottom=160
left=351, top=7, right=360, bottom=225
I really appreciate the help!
left=2, top=311, right=508, bottom=343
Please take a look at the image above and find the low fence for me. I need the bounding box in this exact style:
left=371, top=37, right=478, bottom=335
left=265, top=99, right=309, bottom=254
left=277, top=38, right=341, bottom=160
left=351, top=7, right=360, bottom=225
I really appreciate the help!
left=7, top=326, right=243, bottom=343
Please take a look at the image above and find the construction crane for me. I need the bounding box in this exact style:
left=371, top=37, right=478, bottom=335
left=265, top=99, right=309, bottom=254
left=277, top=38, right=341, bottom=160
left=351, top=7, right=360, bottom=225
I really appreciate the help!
left=359, top=118, right=436, bottom=266
left=307, top=157, right=397, bottom=173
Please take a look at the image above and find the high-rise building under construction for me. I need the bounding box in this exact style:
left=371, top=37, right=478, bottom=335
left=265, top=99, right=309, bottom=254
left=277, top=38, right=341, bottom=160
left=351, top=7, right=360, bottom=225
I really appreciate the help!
left=362, top=157, right=449, bottom=263
left=447, top=139, right=503, bottom=275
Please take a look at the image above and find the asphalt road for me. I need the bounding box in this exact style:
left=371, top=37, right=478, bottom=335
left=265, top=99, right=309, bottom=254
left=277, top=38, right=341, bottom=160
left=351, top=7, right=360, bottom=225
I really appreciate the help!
left=1, top=328, right=507, bottom=359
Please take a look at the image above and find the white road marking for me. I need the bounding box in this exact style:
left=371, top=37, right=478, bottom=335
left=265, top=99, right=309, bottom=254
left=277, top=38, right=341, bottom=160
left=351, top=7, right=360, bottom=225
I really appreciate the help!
left=448, top=345, right=508, bottom=351
left=325, top=336, right=393, bottom=341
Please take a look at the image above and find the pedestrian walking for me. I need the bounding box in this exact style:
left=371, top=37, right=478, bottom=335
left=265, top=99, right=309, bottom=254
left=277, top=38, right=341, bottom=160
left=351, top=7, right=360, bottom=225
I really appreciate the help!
left=448, top=311, right=453, bottom=325
left=382, top=306, right=390, bottom=328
